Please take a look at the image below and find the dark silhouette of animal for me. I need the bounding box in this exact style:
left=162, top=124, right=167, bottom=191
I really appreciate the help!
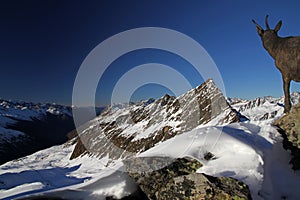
left=252, top=15, right=300, bottom=113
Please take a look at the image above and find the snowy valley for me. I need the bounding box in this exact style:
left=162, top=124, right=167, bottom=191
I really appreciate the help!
left=1, top=80, right=300, bottom=200
left=0, top=100, right=74, bottom=165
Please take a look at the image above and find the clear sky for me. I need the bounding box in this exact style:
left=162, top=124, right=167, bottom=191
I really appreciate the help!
left=0, top=0, right=300, bottom=106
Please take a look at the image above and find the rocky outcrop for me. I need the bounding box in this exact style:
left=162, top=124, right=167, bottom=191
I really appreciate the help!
left=274, top=103, right=300, bottom=170
left=123, top=156, right=252, bottom=200
left=71, top=79, right=240, bottom=160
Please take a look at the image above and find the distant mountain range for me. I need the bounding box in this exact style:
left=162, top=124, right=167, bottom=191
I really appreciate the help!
left=0, top=100, right=104, bottom=165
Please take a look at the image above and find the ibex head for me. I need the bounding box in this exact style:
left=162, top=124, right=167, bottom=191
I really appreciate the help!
left=252, top=15, right=282, bottom=39
left=252, top=15, right=283, bottom=57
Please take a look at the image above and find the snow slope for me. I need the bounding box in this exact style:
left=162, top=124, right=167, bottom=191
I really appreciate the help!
left=1, top=120, right=300, bottom=200
left=0, top=140, right=136, bottom=200
left=142, top=122, right=300, bottom=200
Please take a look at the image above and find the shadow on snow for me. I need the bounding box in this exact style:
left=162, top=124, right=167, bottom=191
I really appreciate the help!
left=0, top=164, right=90, bottom=200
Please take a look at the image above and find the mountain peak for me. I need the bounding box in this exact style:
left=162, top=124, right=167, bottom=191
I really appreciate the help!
left=71, top=79, right=239, bottom=160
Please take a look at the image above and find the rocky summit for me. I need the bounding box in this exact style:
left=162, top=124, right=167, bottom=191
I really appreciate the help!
left=70, top=79, right=239, bottom=160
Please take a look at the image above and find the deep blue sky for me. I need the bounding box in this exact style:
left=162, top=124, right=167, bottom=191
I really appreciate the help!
left=1, top=0, right=300, bottom=106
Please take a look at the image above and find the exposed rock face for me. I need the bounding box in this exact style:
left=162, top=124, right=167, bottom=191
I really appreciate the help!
left=70, top=79, right=240, bottom=160
left=274, top=103, right=300, bottom=170
left=123, top=156, right=252, bottom=200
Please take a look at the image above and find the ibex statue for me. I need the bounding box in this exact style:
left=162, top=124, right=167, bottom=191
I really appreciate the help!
left=252, top=15, right=300, bottom=113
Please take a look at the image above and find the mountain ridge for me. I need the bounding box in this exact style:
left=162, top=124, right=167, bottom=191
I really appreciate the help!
left=70, top=79, right=240, bottom=160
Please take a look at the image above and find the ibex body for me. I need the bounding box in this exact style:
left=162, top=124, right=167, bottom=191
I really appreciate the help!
left=252, top=15, right=300, bottom=113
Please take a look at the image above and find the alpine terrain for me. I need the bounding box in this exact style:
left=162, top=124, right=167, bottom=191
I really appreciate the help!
left=0, top=79, right=300, bottom=200
left=0, top=100, right=74, bottom=165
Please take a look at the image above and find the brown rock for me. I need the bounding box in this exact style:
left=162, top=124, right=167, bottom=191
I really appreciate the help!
left=274, top=103, right=300, bottom=169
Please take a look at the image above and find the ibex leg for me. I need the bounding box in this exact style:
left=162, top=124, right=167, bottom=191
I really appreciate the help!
left=283, top=77, right=291, bottom=113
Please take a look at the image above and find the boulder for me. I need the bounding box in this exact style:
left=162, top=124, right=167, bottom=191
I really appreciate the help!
left=123, top=156, right=252, bottom=200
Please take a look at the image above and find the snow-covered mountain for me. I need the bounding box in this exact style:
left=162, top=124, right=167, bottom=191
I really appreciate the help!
left=0, top=99, right=106, bottom=165
left=1, top=81, right=300, bottom=200
left=230, top=92, right=300, bottom=121
left=70, top=79, right=239, bottom=160
left=0, top=100, right=75, bottom=165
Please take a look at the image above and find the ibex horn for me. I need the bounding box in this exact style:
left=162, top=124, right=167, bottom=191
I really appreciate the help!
left=265, top=15, right=270, bottom=30
left=252, top=19, right=263, bottom=31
